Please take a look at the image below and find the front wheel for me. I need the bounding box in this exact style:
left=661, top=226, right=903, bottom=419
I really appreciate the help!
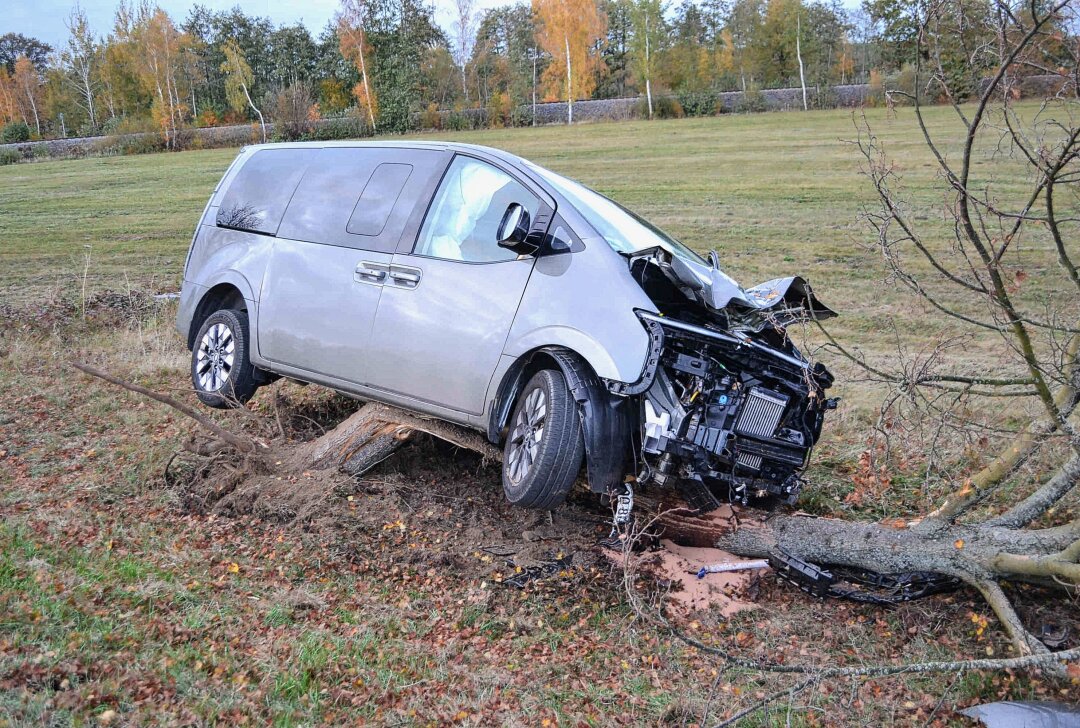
left=501, top=369, right=585, bottom=510
left=191, top=309, right=260, bottom=408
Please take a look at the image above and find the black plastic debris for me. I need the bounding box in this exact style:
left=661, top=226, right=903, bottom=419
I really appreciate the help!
left=1038, top=624, right=1071, bottom=650
left=959, top=701, right=1080, bottom=728
left=500, top=553, right=575, bottom=589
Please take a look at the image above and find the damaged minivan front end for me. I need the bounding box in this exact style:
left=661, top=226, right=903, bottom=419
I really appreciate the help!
left=611, top=248, right=838, bottom=511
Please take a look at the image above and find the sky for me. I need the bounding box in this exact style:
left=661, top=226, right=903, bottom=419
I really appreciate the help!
left=4, top=0, right=500, bottom=50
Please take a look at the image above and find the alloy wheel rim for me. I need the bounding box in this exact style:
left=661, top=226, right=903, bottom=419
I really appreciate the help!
left=195, top=322, right=235, bottom=393
left=507, top=387, right=547, bottom=484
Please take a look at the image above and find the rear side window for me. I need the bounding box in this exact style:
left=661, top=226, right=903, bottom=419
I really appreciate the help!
left=278, top=147, right=437, bottom=252
left=216, top=149, right=314, bottom=235
left=347, top=163, right=413, bottom=236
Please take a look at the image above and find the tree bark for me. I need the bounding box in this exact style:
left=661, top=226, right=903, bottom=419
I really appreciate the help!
left=565, top=34, right=573, bottom=125
left=796, top=15, right=807, bottom=112
left=291, top=401, right=502, bottom=477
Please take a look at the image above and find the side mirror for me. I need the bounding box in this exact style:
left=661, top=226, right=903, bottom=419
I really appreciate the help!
left=497, top=203, right=538, bottom=256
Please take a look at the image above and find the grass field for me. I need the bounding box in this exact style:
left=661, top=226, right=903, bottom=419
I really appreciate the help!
left=2, top=104, right=1077, bottom=725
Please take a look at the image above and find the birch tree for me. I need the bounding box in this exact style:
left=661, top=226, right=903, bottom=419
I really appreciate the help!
left=13, top=57, right=41, bottom=135
left=221, top=38, right=266, bottom=142
left=337, top=0, right=377, bottom=131
left=630, top=0, right=664, bottom=118
left=452, top=0, right=477, bottom=102
left=63, top=5, right=99, bottom=129
left=534, top=0, right=606, bottom=124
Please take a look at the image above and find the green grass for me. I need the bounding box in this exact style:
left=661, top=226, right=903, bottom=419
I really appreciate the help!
left=0, top=104, right=1025, bottom=305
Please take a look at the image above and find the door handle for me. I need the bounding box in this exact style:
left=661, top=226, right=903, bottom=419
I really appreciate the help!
left=355, top=263, right=388, bottom=284
left=388, top=269, right=421, bottom=288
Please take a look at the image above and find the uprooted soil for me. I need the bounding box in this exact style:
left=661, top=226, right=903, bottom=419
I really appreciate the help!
left=170, top=391, right=762, bottom=613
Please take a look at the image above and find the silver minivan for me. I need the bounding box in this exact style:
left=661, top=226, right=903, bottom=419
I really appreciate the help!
left=178, top=141, right=836, bottom=513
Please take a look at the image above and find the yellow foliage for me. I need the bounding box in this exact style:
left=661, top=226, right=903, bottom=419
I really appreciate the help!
left=533, top=0, right=606, bottom=104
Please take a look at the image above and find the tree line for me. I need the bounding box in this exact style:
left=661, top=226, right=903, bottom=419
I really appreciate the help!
left=0, top=0, right=1070, bottom=143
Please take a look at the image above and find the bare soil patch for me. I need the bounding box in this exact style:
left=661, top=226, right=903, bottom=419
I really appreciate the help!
left=168, top=391, right=763, bottom=610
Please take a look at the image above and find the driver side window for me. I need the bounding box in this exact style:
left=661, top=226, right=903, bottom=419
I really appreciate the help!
left=414, top=156, right=540, bottom=263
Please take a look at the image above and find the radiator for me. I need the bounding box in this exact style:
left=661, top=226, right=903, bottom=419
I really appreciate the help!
left=735, top=388, right=787, bottom=439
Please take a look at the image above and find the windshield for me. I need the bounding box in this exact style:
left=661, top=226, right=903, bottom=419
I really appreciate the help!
left=526, top=163, right=707, bottom=265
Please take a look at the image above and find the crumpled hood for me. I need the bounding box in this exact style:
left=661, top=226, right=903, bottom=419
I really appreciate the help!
left=668, top=251, right=837, bottom=321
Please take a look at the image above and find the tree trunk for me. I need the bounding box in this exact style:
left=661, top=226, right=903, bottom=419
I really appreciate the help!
left=291, top=402, right=502, bottom=477
left=796, top=15, right=807, bottom=112
left=645, top=16, right=653, bottom=120
left=242, top=82, right=266, bottom=143
left=358, top=41, right=376, bottom=132
left=714, top=510, right=1078, bottom=659
left=565, top=34, right=573, bottom=125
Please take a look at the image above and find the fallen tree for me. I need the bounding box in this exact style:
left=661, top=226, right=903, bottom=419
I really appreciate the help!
left=699, top=0, right=1080, bottom=666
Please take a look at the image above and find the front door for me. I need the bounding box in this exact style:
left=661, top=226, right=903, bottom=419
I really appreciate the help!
left=364, top=155, right=549, bottom=414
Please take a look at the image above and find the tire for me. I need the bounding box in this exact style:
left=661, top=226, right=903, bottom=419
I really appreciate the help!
left=190, top=309, right=260, bottom=408
left=501, top=369, right=585, bottom=509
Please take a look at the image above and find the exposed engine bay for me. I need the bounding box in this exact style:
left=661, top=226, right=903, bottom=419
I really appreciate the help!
left=612, top=247, right=838, bottom=511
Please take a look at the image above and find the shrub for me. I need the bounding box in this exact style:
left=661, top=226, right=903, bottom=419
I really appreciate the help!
left=637, top=95, right=684, bottom=119
left=0, top=148, right=22, bottom=165
left=886, top=64, right=918, bottom=105
left=306, top=116, right=368, bottom=142
left=737, top=85, right=767, bottom=113
left=866, top=68, right=885, bottom=107
left=810, top=83, right=838, bottom=110
left=268, top=82, right=316, bottom=141
left=677, top=90, right=722, bottom=117
left=419, top=102, right=442, bottom=130
left=445, top=112, right=470, bottom=131
left=0, top=121, right=31, bottom=143
left=510, top=104, right=534, bottom=128
left=486, top=92, right=513, bottom=128
left=194, top=108, right=221, bottom=128
left=91, top=131, right=167, bottom=156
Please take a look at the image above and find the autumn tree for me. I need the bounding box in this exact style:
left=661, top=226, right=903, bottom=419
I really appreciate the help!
left=630, top=0, right=665, bottom=117
left=452, top=0, right=477, bottom=102
left=338, top=0, right=378, bottom=131
left=0, top=68, right=21, bottom=125
left=220, top=38, right=266, bottom=142
left=727, top=0, right=764, bottom=89
left=534, top=0, right=607, bottom=123
left=62, top=5, right=100, bottom=130
left=472, top=4, right=540, bottom=111
left=115, top=4, right=193, bottom=147
left=13, top=57, right=42, bottom=136
left=0, top=34, right=52, bottom=75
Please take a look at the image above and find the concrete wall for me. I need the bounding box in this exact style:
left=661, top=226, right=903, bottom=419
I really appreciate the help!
left=2, top=74, right=1069, bottom=161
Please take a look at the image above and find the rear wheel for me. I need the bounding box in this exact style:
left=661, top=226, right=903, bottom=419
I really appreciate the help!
left=191, top=309, right=260, bottom=408
left=501, top=369, right=585, bottom=509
